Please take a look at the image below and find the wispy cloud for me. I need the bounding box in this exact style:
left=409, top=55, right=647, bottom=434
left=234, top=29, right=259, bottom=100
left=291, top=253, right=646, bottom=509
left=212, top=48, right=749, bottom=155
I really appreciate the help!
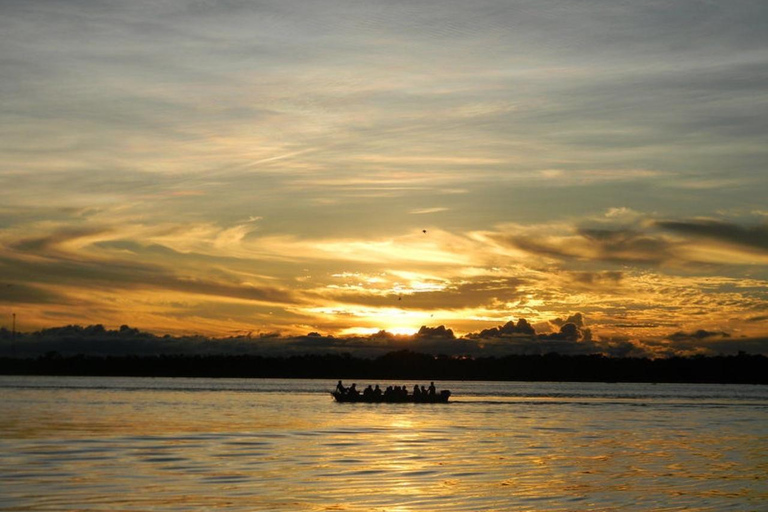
left=408, top=207, right=449, bottom=215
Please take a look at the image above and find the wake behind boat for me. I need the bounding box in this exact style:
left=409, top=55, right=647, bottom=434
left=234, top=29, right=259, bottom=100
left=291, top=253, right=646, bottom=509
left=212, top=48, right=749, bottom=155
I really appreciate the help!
left=331, top=381, right=451, bottom=403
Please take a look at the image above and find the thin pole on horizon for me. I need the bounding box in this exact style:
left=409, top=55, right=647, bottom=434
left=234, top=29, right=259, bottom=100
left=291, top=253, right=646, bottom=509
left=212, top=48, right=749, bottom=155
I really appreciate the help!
left=11, top=312, right=16, bottom=358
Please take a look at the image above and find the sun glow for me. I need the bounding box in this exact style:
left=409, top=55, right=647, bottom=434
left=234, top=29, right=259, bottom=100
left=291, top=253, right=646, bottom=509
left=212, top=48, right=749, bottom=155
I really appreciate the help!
left=341, top=326, right=420, bottom=336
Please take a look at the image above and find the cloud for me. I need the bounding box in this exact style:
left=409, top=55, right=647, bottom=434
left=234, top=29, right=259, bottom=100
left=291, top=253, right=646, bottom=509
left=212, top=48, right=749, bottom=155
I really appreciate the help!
left=10, top=227, right=114, bottom=254
left=468, top=318, right=536, bottom=339
left=656, top=219, right=768, bottom=252
left=3, top=313, right=768, bottom=359
left=551, top=312, right=586, bottom=328
left=0, top=282, right=64, bottom=305
left=1, top=225, right=300, bottom=313
left=667, top=329, right=730, bottom=342
left=494, top=227, right=675, bottom=265
left=409, top=207, right=448, bottom=215
left=638, top=332, right=768, bottom=358
left=414, top=325, right=455, bottom=339
left=566, top=271, right=624, bottom=289
left=2, top=207, right=766, bottom=345
left=317, top=276, right=530, bottom=311
left=694, top=336, right=768, bottom=356
left=491, top=216, right=768, bottom=268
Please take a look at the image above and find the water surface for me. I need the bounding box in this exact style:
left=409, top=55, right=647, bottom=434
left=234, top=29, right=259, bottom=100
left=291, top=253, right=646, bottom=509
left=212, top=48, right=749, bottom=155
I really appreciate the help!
left=1, top=377, right=766, bottom=511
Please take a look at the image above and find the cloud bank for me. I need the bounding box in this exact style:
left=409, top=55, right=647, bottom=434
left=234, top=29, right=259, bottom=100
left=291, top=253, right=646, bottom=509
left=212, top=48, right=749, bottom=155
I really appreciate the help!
left=3, top=313, right=766, bottom=360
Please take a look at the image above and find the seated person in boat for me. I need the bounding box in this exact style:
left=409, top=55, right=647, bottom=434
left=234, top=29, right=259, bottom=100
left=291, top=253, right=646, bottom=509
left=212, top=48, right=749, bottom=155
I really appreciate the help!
left=428, top=382, right=436, bottom=396
left=412, top=384, right=421, bottom=397
left=373, top=385, right=382, bottom=398
left=336, top=380, right=347, bottom=395
left=348, top=383, right=359, bottom=396
left=363, top=385, right=374, bottom=398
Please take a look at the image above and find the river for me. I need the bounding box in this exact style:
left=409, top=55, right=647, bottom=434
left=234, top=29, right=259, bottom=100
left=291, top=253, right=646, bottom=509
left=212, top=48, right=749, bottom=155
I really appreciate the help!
left=1, top=377, right=765, bottom=511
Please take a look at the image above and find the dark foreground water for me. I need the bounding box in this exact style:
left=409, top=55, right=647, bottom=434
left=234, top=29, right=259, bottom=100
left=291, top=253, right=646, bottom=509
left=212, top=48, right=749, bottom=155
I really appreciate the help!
left=0, top=377, right=766, bottom=511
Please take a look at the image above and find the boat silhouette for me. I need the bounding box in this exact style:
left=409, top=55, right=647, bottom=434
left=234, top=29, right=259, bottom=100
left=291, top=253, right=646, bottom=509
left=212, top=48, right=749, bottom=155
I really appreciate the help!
left=331, top=390, right=451, bottom=403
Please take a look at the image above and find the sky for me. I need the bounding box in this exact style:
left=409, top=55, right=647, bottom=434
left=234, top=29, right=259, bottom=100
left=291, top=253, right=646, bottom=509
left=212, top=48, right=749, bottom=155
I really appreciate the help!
left=1, top=0, right=767, bottom=356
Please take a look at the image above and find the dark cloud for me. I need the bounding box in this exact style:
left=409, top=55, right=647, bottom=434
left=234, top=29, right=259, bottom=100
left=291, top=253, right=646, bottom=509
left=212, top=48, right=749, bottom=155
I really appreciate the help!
left=415, top=325, right=455, bottom=339
left=307, top=329, right=767, bottom=358
left=469, top=316, right=592, bottom=345
left=0, top=282, right=65, bottom=305
left=696, top=336, right=768, bottom=356
left=494, top=235, right=574, bottom=260
left=578, top=228, right=673, bottom=263
left=3, top=317, right=766, bottom=359
left=540, top=322, right=592, bottom=343
left=495, top=228, right=674, bottom=266
left=612, top=323, right=665, bottom=329
left=667, top=329, right=730, bottom=342
left=497, top=217, right=768, bottom=269
left=551, top=313, right=586, bottom=328
left=551, top=324, right=579, bottom=341
left=639, top=331, right=768, bottom=357
left=656, top=220, right=768, bottom=252
left=462, top=315, right=610, bottom=354
left=567, top=271, right=623, bottom=287
left=469, top=318, right=536, bottom=339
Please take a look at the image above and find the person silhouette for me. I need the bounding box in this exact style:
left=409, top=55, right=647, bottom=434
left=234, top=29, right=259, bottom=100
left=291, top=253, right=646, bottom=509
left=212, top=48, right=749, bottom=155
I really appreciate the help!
left=428, top=381, right=436, bottom=395
left=336, top=380, right=347, bottom=394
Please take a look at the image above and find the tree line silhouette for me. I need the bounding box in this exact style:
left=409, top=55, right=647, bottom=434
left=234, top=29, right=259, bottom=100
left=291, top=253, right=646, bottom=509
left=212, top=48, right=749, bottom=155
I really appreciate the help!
left=1, top=349, right=765, bottom=384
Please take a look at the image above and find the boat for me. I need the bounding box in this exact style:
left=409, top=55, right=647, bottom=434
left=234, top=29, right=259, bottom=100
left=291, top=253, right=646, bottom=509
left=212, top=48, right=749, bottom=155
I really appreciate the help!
left=331, top=390, right=451, bottom=403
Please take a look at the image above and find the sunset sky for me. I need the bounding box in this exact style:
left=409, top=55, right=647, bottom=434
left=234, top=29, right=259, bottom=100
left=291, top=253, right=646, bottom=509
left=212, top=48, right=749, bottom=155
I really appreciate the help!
left=1, top=0, right=767, bottom=355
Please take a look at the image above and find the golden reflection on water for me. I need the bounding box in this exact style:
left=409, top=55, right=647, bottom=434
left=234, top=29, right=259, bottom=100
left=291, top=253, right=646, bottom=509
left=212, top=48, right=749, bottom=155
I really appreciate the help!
left=1, top=378, right=766, bottom=512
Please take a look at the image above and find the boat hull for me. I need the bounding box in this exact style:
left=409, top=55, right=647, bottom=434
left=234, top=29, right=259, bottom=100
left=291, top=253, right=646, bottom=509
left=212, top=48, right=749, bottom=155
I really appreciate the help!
left=331, top=390, right=450, bottom=403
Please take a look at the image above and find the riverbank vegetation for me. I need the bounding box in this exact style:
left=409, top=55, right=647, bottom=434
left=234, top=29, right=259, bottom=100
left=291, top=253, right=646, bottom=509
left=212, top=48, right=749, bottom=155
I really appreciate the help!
left=1, top=350, right=765, bottom=384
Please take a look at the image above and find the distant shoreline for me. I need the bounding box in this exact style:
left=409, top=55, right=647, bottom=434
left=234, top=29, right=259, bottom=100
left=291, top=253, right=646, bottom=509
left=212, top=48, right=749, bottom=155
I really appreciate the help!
left=1, top=351, right=766, bottom=384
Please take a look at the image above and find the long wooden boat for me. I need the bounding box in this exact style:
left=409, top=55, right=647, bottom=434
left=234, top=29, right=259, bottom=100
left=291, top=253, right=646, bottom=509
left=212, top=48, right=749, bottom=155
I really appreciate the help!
left=331, top=390, right=451, bottom=403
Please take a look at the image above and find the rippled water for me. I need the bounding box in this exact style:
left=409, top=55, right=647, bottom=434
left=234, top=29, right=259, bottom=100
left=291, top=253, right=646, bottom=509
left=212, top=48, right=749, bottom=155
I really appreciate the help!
left=1, top=377, right=766, bottom=511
